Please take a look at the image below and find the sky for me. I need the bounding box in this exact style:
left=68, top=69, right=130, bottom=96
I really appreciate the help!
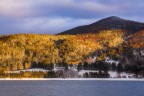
left=0, top=0, right=144, bottom=35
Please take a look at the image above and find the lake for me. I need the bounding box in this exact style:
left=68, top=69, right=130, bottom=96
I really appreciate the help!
left=0, top=80, right=144, bottom=96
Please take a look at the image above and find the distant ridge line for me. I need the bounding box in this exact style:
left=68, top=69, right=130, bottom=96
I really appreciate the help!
left=58, top=16, right=144, bottom=35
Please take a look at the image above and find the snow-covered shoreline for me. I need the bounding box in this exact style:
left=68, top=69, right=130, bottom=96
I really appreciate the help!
left=0, top=78, right=144, bottom=81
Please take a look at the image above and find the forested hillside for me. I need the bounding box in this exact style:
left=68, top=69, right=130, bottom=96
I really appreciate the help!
left=0, top=15, right=144, bottom=78
left=0, top=30, right=124, bottom=71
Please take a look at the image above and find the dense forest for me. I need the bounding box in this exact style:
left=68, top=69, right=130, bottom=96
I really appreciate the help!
left=0, top=30, right=124, bottom=71
left=0, top=29, right=143, bottom=78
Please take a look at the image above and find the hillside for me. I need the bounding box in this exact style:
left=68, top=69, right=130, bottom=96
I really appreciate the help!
left=0, top=16, right=143, bottom=75
left=128, top=30, right=144, bottom=48
left=58, top=16, right=144, bottom=35
left=0, top=30, right=124, bottom=71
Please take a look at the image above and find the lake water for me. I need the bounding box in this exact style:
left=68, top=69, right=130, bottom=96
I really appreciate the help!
left=0, top=80, right=144, bottom=96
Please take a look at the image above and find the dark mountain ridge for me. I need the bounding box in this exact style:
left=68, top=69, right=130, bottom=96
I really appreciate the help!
left=58, top=16, right=144, bottom=35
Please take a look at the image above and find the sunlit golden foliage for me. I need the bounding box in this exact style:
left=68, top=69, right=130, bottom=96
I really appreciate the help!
left=0, top=30, right=124, bottom=70
left=129, top=30, right=144, bottom=48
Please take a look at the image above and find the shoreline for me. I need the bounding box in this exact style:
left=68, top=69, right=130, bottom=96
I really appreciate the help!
left=0, top=78, right=144, bottom=81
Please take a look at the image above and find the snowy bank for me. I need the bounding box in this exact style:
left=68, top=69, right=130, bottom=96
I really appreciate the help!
left=0, top=78, right=144, bottom=81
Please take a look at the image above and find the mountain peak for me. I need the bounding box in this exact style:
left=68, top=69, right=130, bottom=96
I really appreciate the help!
left=106, top=16, right=122, bottom=19
left=58, top=16, right=144, bottom=35
left=95, top=16, right=126, bottom=24
left=102, top=16, right=126, bottom=21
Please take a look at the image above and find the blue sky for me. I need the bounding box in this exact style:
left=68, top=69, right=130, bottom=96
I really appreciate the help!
left=0, top=0, right=144, bottom=34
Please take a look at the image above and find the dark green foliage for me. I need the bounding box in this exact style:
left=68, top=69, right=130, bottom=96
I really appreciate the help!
left=47, top=71, right=57, bottom=78
left=117, top=63, right=124, bottom=73
left=112, top=63, right=117, bottom=71
left=83, top=71, right=110, bottom=78
left=83, top=62, right=88, bottom=70
left=95, top=61, right=109, bottom=72
left=77, top=63, right=83, bottom=71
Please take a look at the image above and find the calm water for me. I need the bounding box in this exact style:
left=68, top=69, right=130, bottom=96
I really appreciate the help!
left=0, top=80, right=144, bottom=96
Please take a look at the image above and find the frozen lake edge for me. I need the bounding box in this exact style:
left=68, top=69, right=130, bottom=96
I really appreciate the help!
left=0, top=78, right=144, bottom=81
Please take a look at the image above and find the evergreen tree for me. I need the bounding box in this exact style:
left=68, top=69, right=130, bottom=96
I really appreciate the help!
left=83, top=62, right=88, bottom=70
left=117, top=63, right=123, bottom=73
left=77, top=63, right=83, bottom=71
left=112, top=63, right=116, bottom=71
